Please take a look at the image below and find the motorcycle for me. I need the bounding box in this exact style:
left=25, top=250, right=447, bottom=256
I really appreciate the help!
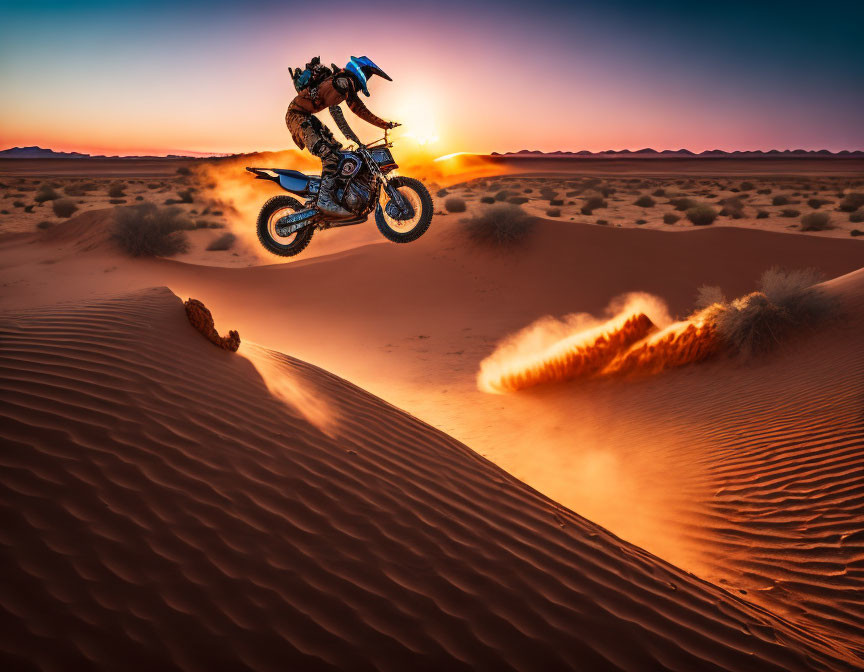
left=246, top=127, right=433, bottom=257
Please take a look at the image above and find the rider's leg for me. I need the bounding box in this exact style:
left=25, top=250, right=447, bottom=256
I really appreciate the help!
left=300, top=118, right=351, bottom=219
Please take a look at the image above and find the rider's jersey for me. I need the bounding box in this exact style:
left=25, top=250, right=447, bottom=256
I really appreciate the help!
left=287, top=73, right=388, bottom=149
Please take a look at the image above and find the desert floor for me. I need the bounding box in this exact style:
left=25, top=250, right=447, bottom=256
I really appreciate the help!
left=1, top=157, right=863, bottom=671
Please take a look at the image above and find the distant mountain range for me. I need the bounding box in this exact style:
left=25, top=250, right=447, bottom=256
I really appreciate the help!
left=0, top=146, right=223, bottom=159
left=492, top=148, right=864, bottom=158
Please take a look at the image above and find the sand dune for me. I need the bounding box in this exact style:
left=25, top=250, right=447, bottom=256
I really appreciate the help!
left=1, top=287, right=859, bottom=671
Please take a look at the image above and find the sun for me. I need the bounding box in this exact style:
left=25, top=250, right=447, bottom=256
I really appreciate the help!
left=391, top=90, right=440, bottom=147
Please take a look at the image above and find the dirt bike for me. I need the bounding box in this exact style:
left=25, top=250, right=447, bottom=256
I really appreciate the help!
left=247, top=127, right=433, bottom=257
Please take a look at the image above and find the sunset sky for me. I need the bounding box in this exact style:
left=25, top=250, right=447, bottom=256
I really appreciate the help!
left=1, top=0, right=862, bottom=156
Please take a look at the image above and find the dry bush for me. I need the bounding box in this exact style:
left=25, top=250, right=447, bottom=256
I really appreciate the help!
left=719, top=197, right=745, bottom=219
left=52, top=199, right=78, bottom=218
left=437, top=188, right=449, bottom=197
left=112, top=204, right=190, bottom=257
left=839, top=193, right=864, bottom=212
left=739, top=181, right=755, bottom=191
left=206, top=232, right=236, bottom=251
left=652, top=188, right=666, bottom=197
left=703, top=268, right=834, bottom=356
left=780, top=208, right=801, bottom=218
left=756, top=210, right=769, bottom=219
left=849, top=209, right=864, bottom=223
left=670, top=197, right=697, bottom=211
left=549, top=198, right=564, bottom=206
left=581, top=196, right=607, bottom=215
left=800, top=212, right=831, bottom=231
left=663, top=213, right=680, bottom=224
left=772, top=195, right=791, bottom=206
left=177, top=188, right=195, bottom=204
left=686, top=204, right=717, bottom=226
left=634, top=195, right=655, bottom=207
left=807, top=198, right=831, bottom=209
left=463, top=204, right=535, bottom=247
left=507, top=196, right=529, bottom=205
left=176, top=166, right=192, bottom=176
left=546, top=208, right=561, bottom=217
left=34, top=185, right=60, bottom=203
left=444, top=197, right=466, bottom=213
left=108, top=182, right=126, bottom=198
left=36, top=220, right=54, bottom=230
left=480, top=196, right=495, bottom=204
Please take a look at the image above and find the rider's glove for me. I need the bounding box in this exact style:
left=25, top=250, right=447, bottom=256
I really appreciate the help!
left=385, top=121, right=401, bottom=129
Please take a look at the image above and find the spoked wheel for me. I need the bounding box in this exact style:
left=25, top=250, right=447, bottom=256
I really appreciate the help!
left=256, top=195, right=315, bottom=257
left=375, top=176, right=433, bottom=243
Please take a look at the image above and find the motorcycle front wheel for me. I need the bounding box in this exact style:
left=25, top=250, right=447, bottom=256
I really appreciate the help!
left=256, top=195, right=315, bottom=257
left=375, top=176, right=433, bottom=243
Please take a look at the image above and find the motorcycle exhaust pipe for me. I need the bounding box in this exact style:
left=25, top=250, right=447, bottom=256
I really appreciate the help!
left=275, top=208, right=316, bottom=236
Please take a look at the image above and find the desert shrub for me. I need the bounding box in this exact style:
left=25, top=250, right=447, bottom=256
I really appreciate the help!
left=444, top=197, right=466, bottom=213
left=52, top=199, right=78, bottom=217
left=480, top=196, right=495, bottom=204
left=549, top=198, right=564, bottom=206
left=109, top=199, right=127, bottom=204
left=756, top=210, right=769, bottom=219
left=635, top=219, right=647, bottom=225
left=596, top=219, right=609, bottom=225
left=757, top=188, right=772, bottom=195
left=177, top=188, right=195, bottom=204
left=707, top=268, right=834, bottom=356
left=147, top=183, right=161, bottom=189
left=772, top=195, right=791, bottom=206
left=851, top=229, right=864, bottom=237
left=780, top=208, right=800, bottom=218
left=739, top=181, right=755, bottom=191
left=24, top=204, right=34, bottom=213
left=686, top=204, right=717, bottom=226
left=652, top=188, right=666, bottom=197
left=463, top=204, right=534, bottom=247
left=112, top=204, right=191, bottom=257
left=13, top=200, right=25, bottom=208
left=662, top=213, right=680, bottom=224
left=194, top=219, right=224, bottom=229
left=719, top=197, right=745, bottom=219
left=206, top=232, right=236, bottom=251
left=807, top=198, right=831, bottom=209
left=507, top=196, right=529, bottom=205
left=581, top=196, right=607, bottom=215
left=849, top=209, right=864, bottom=223
left=36, top=220, right=54, bottom=230
left=176, top=166, right=192, bottom=176
left=108, top=182, right=126, bottom=198
left=670, top=197, right=697, bottom=211
left=839, top=193, right=864, bottom=212
left=634, top=195, right=655, bottom=207
left=539, top=187, right=558, bottom=200
left=494, top=190, right=511, bottom=201
left=34, top=185, right=60, bottom=203
left=546, top=208, right=561, bottom=217
left=800, top=212, right=831, bottom=231
left=437, top=188, right=449, bottom=197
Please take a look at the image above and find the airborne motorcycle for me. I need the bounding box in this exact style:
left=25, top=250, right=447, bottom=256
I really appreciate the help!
left=247, top=128, right=433, bottom=257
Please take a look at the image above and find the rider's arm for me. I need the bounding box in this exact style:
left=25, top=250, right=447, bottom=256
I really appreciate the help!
left=346, top=94, right=390, bottom=130
left=328, top=105, right=363, bottom=145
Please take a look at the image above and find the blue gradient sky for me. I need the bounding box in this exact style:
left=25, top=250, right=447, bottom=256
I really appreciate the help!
left=1, top=0, right=862, bottom=154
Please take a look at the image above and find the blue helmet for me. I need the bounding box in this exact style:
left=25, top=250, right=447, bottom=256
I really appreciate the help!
left=344, top=56, right=392, bottom=97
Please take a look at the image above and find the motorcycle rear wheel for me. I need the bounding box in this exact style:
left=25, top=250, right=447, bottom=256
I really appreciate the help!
left=375, top=177, right=433, bottom=243
left=256, top=195, right=315, bottom=257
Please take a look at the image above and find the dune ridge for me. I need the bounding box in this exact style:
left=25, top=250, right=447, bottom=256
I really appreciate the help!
left=0, top=287, right=859, bottom=671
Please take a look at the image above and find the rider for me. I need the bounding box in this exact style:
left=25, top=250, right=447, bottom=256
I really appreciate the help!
left=286, top=56, right=398, bottom=219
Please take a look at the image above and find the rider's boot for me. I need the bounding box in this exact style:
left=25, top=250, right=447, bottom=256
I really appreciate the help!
left=316, top=172, right=353, bottom=219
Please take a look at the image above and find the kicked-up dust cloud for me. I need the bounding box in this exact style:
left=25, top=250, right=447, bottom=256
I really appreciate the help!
left=478, top=268, right=834, bottom=394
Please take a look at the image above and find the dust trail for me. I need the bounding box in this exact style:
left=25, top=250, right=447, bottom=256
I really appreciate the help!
left=193, top=150, right=319, bottom=260
left=478, top=293, right=676, bottom=393
left=240, top=343, right=340, bottom=438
